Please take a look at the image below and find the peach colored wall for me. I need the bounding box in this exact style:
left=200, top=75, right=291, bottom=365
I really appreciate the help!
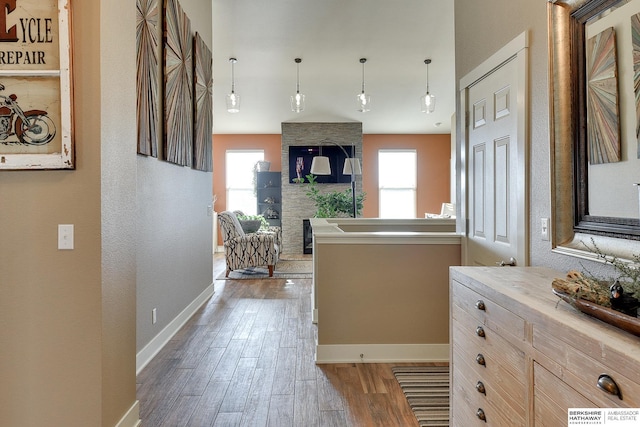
left=213, top=133, right=451, bottom=219
left=362, top=134, right=452, bottom=218
left=212, top=134, right=282, bottom=211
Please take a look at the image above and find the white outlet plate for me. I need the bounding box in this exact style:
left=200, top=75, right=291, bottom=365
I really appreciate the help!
left=152, top=308, right=157, bottom=324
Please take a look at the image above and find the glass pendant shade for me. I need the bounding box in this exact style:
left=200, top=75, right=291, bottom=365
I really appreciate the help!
left=421, top=92, right=436, bottom=114
left=356, top=58, right=371, bottom=112
left=227, top=92, right=240, bottom=113
left=227, top=58, right=240, bottom=113
left=342, top=158, right=362, bottom=175
left=291, top=93, right=305, bottom=113
left=310, top=156, right=331, bottom=175
left=291, top=58, right=305, bottom=113
left=421, top=58, right=435, bottom=114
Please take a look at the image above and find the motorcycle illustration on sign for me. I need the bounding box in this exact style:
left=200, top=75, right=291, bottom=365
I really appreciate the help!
left=0, top=84, right=56, bottom=146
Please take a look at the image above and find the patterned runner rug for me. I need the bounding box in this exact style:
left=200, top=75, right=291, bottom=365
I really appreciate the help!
left=392, top=366, right=450, bottom=427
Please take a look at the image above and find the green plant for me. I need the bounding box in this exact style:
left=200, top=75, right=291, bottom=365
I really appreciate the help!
left=304, top=174, right=365, bottom=218
left=236, top=213, right=269, bottom=230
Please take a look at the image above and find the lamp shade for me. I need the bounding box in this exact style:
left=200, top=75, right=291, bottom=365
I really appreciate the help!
left=310, top=156, right=331, bottom=175
left=226, top=92, right=240, bottom=113
left=342, top=158, right=362, bottom=175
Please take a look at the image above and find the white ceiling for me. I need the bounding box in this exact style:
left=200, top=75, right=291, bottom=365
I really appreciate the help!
left=212, top=0, right=455, bottom=135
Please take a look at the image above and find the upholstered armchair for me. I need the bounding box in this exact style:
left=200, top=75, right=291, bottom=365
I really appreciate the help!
left=218, top=210, right=280, bottom=277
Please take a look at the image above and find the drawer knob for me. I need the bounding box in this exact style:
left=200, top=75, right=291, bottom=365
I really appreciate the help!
left=476, top=381, right=486, bottom=395
left=476, top=326, right=486, bottom=338
left=476, top=408, right=487, bottom=421
left=597, top=374, right=622, bottom=400
left=475, top=300, right=486, bottom=311
left=476, top=353, right=486, bottom=366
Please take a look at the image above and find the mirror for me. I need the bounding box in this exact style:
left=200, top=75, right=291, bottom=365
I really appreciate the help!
left=550, top=0, right=640, bottom=245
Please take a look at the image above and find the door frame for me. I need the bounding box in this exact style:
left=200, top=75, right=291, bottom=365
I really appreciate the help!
left=458, top=31, right=529, bottom=266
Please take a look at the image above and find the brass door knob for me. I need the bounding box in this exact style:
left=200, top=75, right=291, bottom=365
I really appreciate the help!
left=476, top=300, right=486, bottom=311
left=476, top=353, right=486, bottom=366
left=476, top=381, right=486, bottom=395
left=476, top=326, right=486, bottom=338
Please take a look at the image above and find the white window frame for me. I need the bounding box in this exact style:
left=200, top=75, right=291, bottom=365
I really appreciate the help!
left=225, top=150, right=264, bottom=215
left=378, top=149, right=417, bottom=218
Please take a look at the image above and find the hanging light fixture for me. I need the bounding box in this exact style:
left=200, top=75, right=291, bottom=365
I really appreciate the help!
left=356, top=58, right=371, bottom=112
left=421, top=58, right=436, bottom=114
left=290, top=58, right=305, bottom=113
left=226, top=57, right=240, bottom=113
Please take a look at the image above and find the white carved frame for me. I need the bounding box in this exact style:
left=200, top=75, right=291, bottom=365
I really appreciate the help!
left=0, top=0, right=73, bottom=170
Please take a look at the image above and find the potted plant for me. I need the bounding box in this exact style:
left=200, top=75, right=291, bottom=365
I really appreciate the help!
left=304, top=174, right=365, bottom=218
left=236, top=213, right=269, bottom=233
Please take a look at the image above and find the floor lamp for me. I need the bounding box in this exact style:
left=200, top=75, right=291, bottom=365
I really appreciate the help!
left=309, top=141, right=362, bottom=218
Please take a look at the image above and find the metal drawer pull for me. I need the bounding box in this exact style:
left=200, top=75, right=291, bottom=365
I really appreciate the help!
left=476, top=353, right=486, bottom=366
left=476, top=326, right=486, bottom=338
left=476, top=408, right=487, bottom=421
left=475, top=300, right=486, bottom=311
left=597, top=374, right=622, bottom=400
left=476, top=381, right=486, bottom=395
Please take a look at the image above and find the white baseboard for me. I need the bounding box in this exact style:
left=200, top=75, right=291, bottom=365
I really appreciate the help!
left=136, top=283, right=215, bottom=374
left=315, top=343, right=449, bottom=364
left=115, top=400, right=140, bottom=427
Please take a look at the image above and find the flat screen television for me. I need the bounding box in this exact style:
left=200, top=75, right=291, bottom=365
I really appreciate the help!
left=288, top=145, right=353, bottom=184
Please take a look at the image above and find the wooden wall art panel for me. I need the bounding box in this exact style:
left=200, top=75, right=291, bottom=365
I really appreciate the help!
left=163, top=0, right=193, bottom=167
left=136, top=0, right=160, bottom=157
left=586, top=26, right=621, bottom=165
left=193, top=32, right=212, bottom=172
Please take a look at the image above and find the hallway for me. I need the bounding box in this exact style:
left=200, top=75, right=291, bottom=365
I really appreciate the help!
left=136, top=255, right=426, bottom=426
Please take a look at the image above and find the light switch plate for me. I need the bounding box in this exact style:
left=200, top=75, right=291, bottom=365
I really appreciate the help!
left=58, top=224, right=74, bottom=250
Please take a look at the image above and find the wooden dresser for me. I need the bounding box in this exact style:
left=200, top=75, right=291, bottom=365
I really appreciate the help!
left=450, top=267, right=640, bottom=426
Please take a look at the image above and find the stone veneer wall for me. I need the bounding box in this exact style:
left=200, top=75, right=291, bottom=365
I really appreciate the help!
left=281, top=122, right=363, bottom=254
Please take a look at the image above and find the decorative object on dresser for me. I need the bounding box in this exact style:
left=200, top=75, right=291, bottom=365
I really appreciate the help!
left=450, top=267, right=640, bottom=426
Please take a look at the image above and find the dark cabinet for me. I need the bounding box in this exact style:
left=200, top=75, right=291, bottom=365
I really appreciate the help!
left=256, top=171, right=281, bottom=227
left=303, top=219, right=312, bottom=254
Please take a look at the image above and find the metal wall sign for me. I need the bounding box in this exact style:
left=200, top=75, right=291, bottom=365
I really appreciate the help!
left=0, top=0, right=73, bottom=170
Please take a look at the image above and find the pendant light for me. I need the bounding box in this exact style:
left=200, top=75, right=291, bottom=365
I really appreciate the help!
left=421, top=58, right=436, bottom=114
left=356, top=58, right=371, bottom=112
left=226, top=57, right=240, bottom=113
left=291, top=58, right=305, bottom=113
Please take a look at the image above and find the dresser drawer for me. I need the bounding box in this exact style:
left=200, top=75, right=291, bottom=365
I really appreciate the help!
left=451, top=280, right=526, bottom=341
left=451, top=355, right=525, bottom=427
left=452, top=345, right=526, bottom=420
left=534, top=362, right=596, bottom=426
left=452, top=303, right=526, bottom=383
left=533, top=326, right=640, bottom=408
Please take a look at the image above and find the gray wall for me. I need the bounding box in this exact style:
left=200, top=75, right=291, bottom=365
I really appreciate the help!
left=281, top=122, right=362, bottom=254
left=136, top=0, right=213, bottom=352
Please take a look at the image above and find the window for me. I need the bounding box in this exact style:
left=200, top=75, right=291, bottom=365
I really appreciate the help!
left=378, top=150, right=417, bottom=218
left=226, top=150, right=264, bottom=215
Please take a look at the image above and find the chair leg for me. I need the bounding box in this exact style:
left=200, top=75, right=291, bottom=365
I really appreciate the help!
left=268, top=265, right=274, bottom=277
left=226, top=268, right=230, bottom=277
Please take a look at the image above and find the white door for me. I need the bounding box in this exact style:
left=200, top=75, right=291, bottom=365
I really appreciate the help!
left=461, top=34, right=528, bottom=267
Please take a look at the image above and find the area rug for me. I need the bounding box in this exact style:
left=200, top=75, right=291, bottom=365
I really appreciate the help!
left=217, top=259, right=312, bottom=280
left=392, top=366, right=450, bottom=427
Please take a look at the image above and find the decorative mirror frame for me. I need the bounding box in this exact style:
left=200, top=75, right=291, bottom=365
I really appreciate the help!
left=549, top=0, right=640, bottom=248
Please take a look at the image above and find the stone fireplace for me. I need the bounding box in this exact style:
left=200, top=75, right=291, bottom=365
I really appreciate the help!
left=280, top=122, right=363, bottom=254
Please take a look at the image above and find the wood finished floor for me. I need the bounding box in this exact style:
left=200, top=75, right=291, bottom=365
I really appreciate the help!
left=137, top=254, right=440, bottom=426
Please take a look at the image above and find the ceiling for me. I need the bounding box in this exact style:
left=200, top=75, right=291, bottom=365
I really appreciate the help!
left=212, top=0, right=455, bottom=135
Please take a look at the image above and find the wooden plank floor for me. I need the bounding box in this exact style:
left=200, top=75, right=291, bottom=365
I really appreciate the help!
left=137, top=254, right=441, bottom=426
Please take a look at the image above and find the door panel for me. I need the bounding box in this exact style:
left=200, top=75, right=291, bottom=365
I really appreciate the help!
left=465, top=56, right=525, bottom=266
